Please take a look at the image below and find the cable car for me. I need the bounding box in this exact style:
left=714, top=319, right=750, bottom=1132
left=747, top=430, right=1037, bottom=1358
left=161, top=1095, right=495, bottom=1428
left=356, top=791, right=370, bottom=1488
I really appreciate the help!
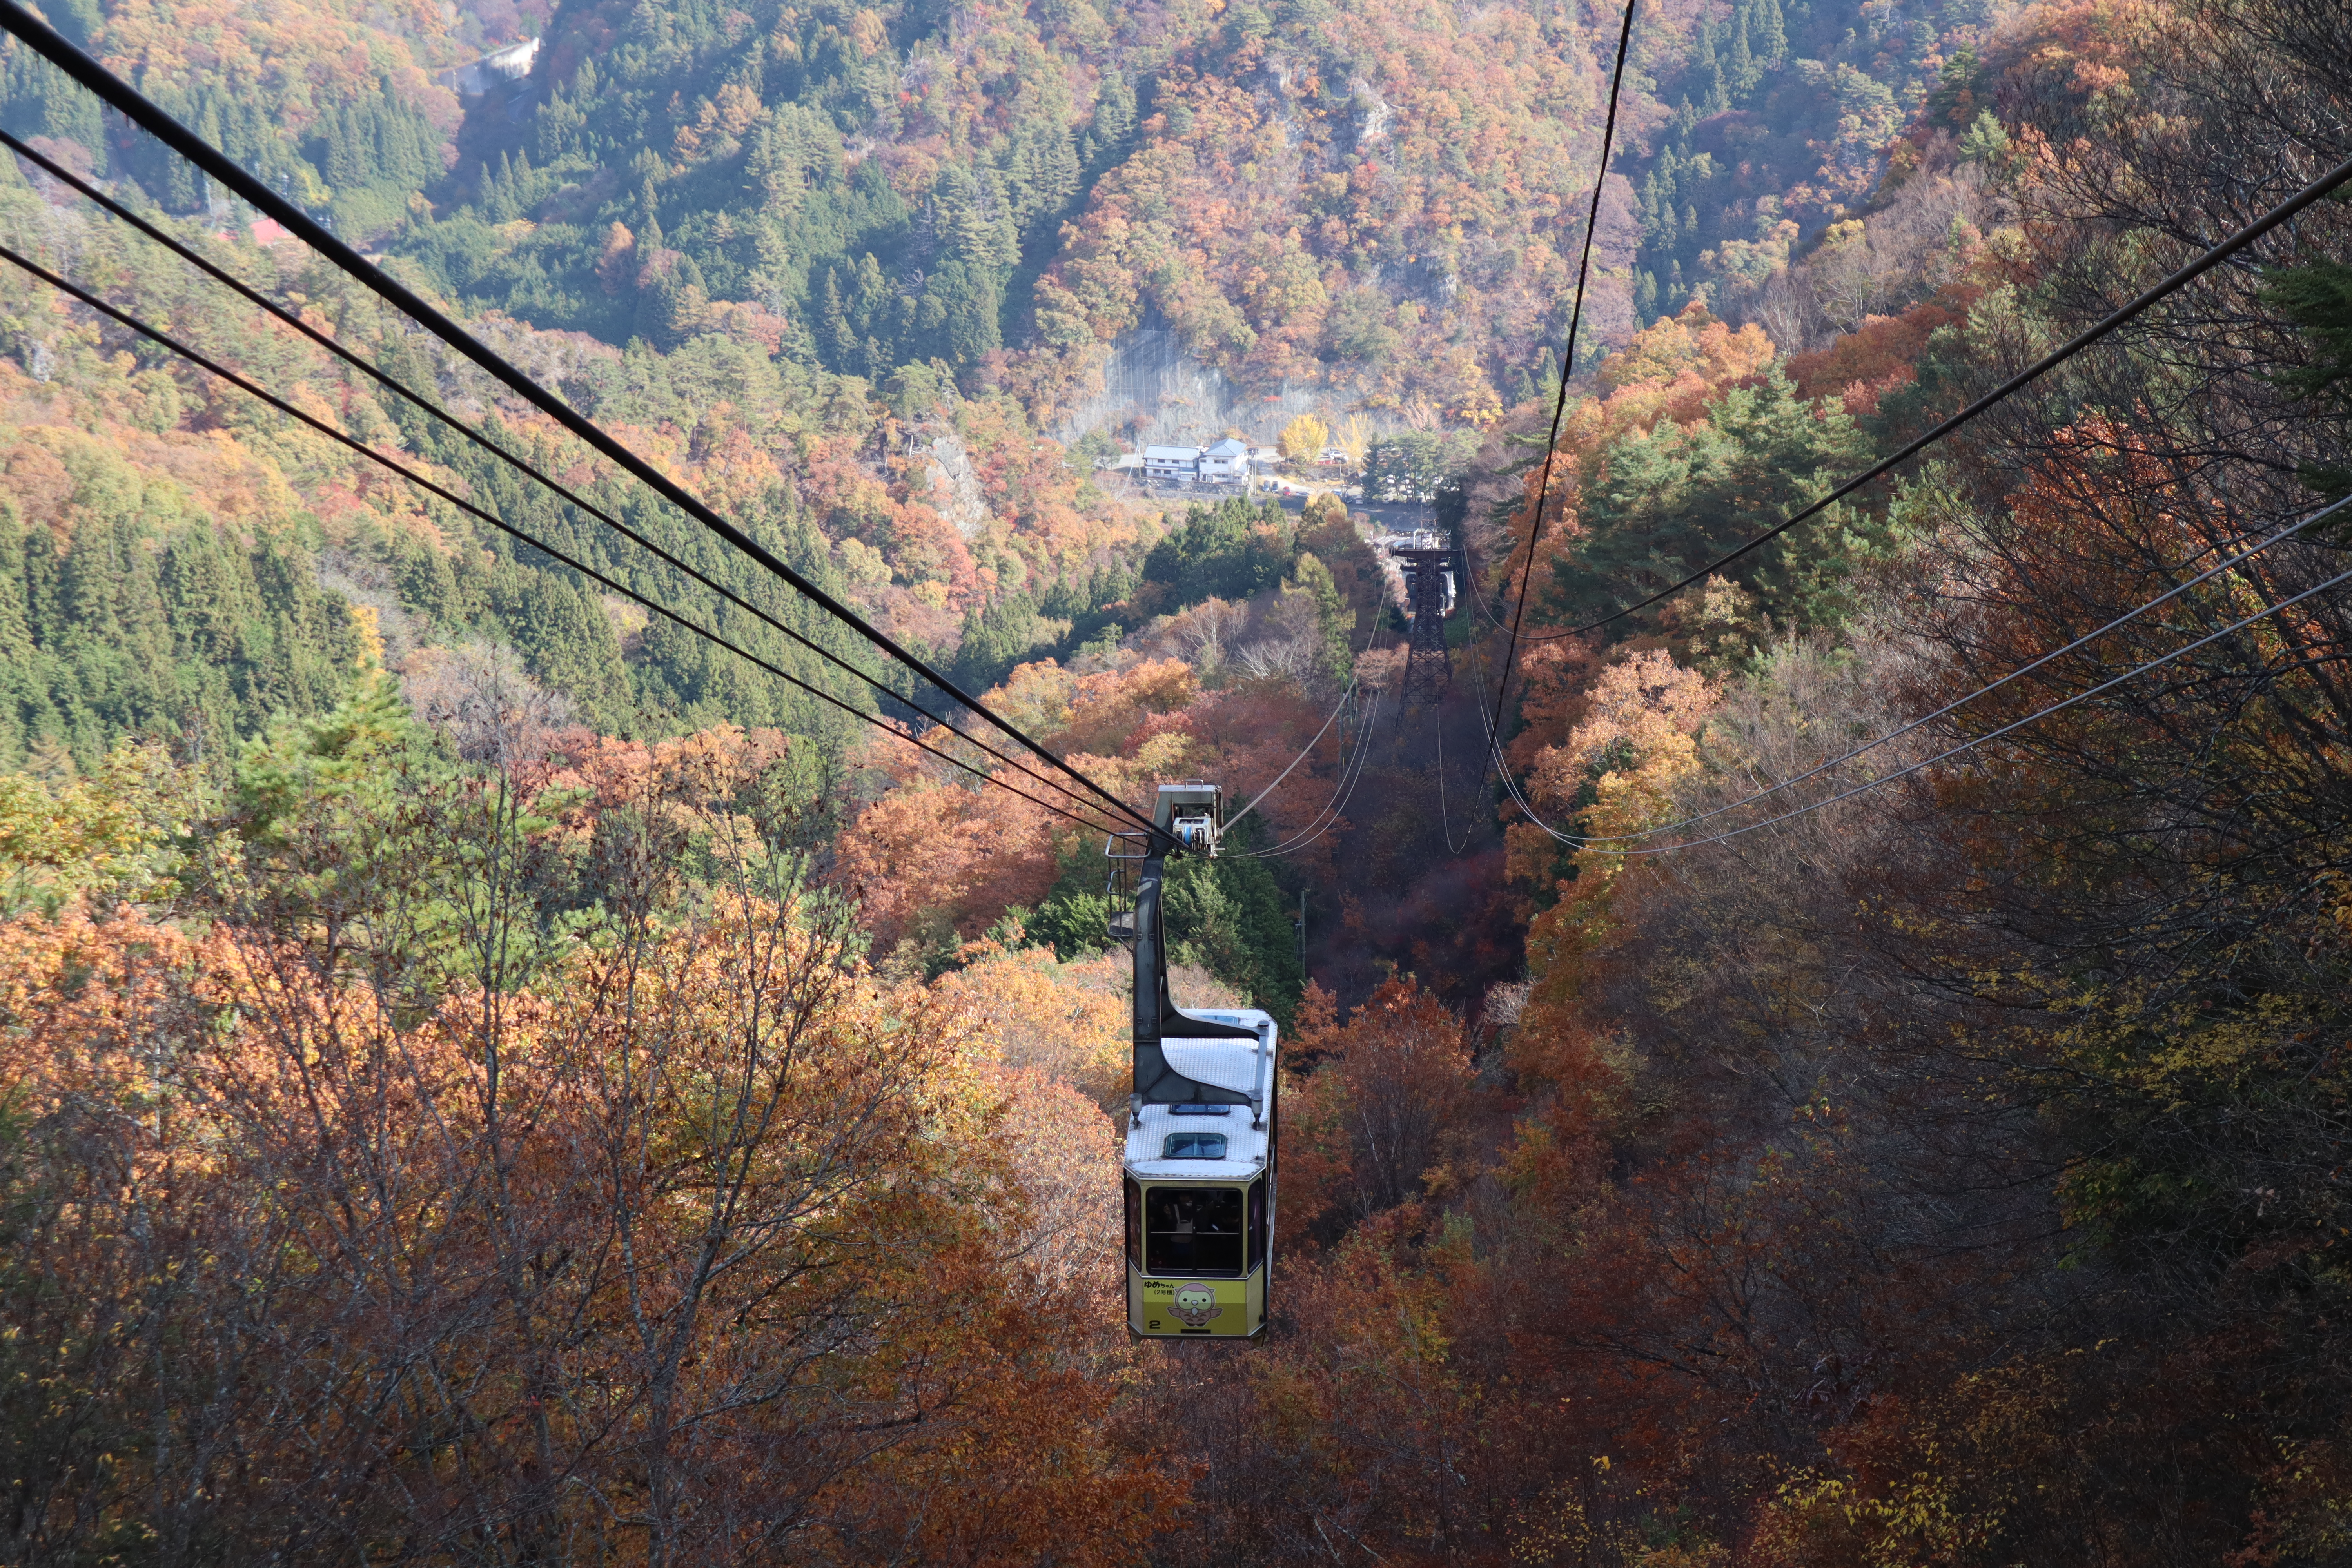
left=1111, top=782, right=1279, bottom=1339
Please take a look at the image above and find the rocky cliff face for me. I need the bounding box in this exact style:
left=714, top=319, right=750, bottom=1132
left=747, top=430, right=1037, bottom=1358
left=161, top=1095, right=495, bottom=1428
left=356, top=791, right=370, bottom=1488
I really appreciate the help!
left=922, top=430, right=990, bottom=539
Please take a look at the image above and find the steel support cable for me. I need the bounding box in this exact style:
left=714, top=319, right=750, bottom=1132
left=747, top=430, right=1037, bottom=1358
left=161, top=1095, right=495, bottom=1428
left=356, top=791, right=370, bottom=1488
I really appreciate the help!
left=0, top=130, right=1148, bottom=827
left=1430, top=710, right=1468, bottom=860
left=1287, top=691, right=1387, bottom=856
left=1230, top=690, right=1386, bottom=859
left=1433, top=699, right=1479, bottom=856
left=1222, top=681, right=1354, bottom=835
left=0, top=129, right=1146, bottom=824
left=1466, top=636, right=1559, bottom=837
left=1285, top=693, right=1383, bottom=853
left=1464, top=618, right=1550, bottom=826
left=0, top=245, right=1131, bottom=835
left=0, top=0, right=1158, bottom=837
left=1225, top=693, right=1376, bottom=858
left=1499, top=491, right=2352, bottom=847
left=1225, top=610, right=1403, bottom=856
left=1463, top=150, right=2352, bottom=855
left=1595, top=561, right=2352, bottom=855
left=1483, top=150, right=2352, bottom=653
left=1222, top=593, right=1396, bottom=834
left=1229, top=672, right=1393, bottom=859
left=1481, top=0, right=1639, bottom=739
left=1469, top=544, right=2352, bottom=855
left=1469, top=495, right=2296, bottom=642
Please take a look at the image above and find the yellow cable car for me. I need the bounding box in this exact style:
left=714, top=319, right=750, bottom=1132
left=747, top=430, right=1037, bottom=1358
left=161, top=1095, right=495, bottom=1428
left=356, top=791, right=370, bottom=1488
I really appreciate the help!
left=1114, top=783, right=1278, bottom=1340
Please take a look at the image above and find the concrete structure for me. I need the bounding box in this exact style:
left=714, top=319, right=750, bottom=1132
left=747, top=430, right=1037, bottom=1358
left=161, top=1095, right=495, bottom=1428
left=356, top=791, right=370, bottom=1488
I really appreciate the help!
left=439, top=36, right=540, bottom=100
left=1143, top=445, right=1201, bottom=481
left=1199, top=437, right=1250, bottom=483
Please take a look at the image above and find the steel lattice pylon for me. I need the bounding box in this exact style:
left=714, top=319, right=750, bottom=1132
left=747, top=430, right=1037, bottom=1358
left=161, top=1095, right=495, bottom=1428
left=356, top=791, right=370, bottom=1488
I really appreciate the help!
left=1392, top=545, right=1455, bottom=701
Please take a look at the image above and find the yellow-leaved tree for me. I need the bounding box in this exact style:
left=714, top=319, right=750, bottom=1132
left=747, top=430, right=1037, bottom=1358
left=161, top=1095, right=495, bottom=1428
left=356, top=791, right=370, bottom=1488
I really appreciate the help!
left=1279, top=412, right=1331, bottom=464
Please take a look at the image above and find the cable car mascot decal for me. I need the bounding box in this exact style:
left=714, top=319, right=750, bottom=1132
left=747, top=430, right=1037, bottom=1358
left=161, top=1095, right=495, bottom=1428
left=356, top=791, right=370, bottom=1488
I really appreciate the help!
left=1169, top=1283, right=1223, bottom=1327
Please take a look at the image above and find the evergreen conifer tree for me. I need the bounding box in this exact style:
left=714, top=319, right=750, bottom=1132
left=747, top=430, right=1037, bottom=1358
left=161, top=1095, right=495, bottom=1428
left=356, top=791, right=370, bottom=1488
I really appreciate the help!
left=495, top=566, right=634, bottom=729
left=1081, top=72, right=1136, bottom=172
left=325, top=103, right=365, bottom=191
left=482, top=152, right=519, bottom=221
left=821, top=268, right=855, bottom=368
left=1754, top=0, right=1788, bottom=66
left=926, top=258, right=1001, bottom=367
left=1289, top=552, right=1353, bottom=683
left=1040, top=572, right=1083, bottom=621
left=1957, top=110, right=2011, bottom=166
left=1730, top=6, right=1759, bottom=94
left=1553, top=365, right=1875, bottom=633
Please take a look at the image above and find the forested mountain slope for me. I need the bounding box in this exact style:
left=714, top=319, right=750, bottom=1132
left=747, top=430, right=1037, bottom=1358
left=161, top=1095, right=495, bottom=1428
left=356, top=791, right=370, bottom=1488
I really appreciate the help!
left=399, top=0, right=2017, bottom=420
left=0, top=188, right=902, bottom=770
left=0, top=0, right=2034, bottom=765
left=4, top=0, right=2352, bottom=1558
left=10, top=0, right=2003, bottom=423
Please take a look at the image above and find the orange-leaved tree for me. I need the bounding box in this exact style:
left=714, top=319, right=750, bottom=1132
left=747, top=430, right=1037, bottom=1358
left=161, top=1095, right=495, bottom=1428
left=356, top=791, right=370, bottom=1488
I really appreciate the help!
left=0, top=706, right=1183, bottom=1566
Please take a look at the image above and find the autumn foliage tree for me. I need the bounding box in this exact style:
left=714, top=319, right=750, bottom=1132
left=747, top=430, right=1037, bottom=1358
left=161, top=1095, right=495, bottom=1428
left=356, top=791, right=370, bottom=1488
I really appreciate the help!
left=0, top=689, right=1179, bottom=1566
left=9, top=0, right=2352, bottom=1559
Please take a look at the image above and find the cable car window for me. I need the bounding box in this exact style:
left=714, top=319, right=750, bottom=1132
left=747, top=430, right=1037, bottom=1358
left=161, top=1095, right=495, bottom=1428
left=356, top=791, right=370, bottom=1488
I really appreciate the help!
left=1145, top=1185, right=1245, bottom=1275
left=1171, top=1104, right=1231, bottom=1116
left=1124, top=1177, right=1142, bottom=1268
left=1163, top=1132, right=1229, bottom=1160
left=1247, top=1177, right=1267, bottom=1272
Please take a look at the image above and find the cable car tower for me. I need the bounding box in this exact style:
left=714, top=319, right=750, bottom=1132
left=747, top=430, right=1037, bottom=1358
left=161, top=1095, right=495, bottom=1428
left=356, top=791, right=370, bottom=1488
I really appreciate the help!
left=1108, top=782, right=1279, bottom=1339
left=1386, top=528, right=1457, bottom=702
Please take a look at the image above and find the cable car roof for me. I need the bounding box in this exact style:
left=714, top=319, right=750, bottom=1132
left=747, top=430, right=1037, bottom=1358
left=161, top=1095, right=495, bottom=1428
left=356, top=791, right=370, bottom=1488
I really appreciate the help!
left=1124, top=1013, right=1276, bottom=1179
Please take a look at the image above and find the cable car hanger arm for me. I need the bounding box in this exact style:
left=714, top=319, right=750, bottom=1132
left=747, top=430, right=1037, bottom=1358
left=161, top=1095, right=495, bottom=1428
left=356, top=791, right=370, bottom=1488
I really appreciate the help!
left=1126, top=786, right=1262, bottom=1120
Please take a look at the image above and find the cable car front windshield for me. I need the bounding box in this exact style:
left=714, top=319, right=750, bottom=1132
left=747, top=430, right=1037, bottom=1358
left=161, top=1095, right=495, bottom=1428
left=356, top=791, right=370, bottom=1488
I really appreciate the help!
left=1143, top=1185, right=1245, bottom=1275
